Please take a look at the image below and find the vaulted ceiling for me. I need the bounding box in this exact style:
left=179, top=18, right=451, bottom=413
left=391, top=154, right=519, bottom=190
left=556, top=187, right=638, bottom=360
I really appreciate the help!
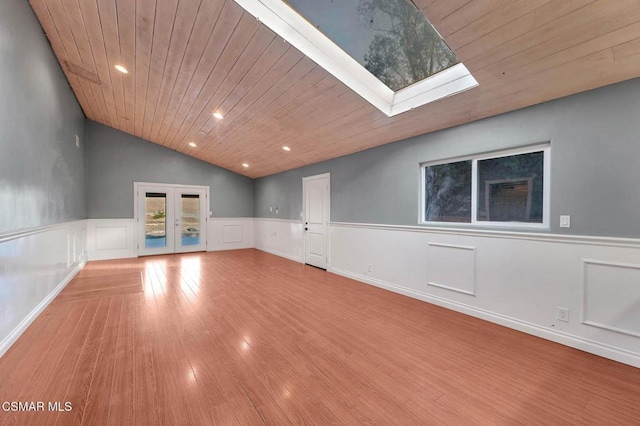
left=30, top=0, right=640, bottom=178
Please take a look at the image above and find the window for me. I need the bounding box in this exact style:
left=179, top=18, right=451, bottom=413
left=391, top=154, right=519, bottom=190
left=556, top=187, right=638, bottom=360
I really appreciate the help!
left=421, top=144, right=550, bottom=227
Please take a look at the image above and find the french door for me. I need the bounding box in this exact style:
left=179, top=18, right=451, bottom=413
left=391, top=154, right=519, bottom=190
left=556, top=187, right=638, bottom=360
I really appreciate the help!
left=135, top=183, right=208, bottom=256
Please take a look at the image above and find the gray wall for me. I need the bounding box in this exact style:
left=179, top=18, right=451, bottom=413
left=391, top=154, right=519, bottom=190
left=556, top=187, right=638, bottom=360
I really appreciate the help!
left=255, top=77, right=640, bottom=238
left=0, top=0, right=87, bottom=234
left=86, top=121, right=254, bottom=218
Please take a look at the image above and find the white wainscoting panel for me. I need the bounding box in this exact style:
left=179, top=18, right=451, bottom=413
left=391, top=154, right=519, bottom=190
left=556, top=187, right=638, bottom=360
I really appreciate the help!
left=208, top=218, right=254, bottom=251
left=0, top=220, right=86, bottom=357
left=427, top=242, right=476, bottom=296
left=223, top=225, right=242, bottom=243
left=582, top=259, right=640, bottom=338
left=329, top=222, right=640, bottom=368
left=254, top=218, right=304, bottom=263
left=87, top=219, right=136, bottom=261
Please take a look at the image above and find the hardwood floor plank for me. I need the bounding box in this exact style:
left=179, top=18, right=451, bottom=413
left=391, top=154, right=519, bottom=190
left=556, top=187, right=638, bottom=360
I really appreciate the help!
left=107, top=295, right=135, bottom=425
left=56, top=298, right=112, bottom=426
left=79, top=296, right=123, bottom=425
left=2, top=249, right=640, bottom=425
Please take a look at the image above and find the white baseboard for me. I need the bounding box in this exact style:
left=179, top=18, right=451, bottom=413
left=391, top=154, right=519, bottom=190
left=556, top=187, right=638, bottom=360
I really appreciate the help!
left=0, top=260, right=85, bottom=358
left=256, top=247, right=304, bottom=263
left=330, top=266, right=640, bottom=368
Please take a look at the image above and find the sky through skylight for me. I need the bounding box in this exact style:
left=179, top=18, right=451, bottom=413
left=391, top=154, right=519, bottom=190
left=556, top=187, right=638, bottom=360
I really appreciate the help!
left=283, top=0, right=459, bottom=91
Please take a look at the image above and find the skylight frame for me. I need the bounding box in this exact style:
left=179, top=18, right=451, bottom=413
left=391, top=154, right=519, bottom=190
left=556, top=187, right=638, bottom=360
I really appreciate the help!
left=234, top=0, right=479, bottom=117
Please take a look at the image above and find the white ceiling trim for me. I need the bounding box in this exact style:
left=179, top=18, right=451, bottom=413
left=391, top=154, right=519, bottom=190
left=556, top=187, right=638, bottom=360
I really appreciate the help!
left=233, top=0, right=478, bottom=117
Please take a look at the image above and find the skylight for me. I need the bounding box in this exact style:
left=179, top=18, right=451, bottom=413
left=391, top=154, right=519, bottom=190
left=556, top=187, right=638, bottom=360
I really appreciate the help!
left=284, top=0, right=459, bottom=91
left=234, top=0, right=478, bottom=116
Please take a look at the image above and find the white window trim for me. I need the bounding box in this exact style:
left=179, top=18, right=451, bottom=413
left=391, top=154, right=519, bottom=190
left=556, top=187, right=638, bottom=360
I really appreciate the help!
left=419, top=143, right=551, bottom=229
left=233, top=0, right=478, bottom=117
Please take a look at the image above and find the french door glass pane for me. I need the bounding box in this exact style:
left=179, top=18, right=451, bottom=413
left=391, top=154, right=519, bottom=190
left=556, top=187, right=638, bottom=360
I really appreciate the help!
left=181, top=194, right=200, bottom=246
left=145, top=193, right=167, bottom=248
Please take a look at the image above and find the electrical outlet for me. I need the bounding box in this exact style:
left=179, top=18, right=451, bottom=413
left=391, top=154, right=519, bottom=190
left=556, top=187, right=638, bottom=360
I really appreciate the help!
left=557, top=307, right=569, bottom=322
left=560, top=215, right=571, bottom=228
left=75, top=134, right=80, bottom=148
left=367, top=263, right=372, bottom=272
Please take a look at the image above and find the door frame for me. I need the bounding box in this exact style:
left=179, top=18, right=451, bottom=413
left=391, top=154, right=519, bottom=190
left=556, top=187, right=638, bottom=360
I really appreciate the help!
left=302, top=173, right=330, bottom=269
left=134, top=182, right=210, bottom=256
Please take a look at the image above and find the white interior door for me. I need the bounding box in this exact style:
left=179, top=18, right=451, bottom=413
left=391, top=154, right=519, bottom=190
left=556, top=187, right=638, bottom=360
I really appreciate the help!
left=303, top=173, right=330, bottom=269
left=136, top=183, right=208, bottom=256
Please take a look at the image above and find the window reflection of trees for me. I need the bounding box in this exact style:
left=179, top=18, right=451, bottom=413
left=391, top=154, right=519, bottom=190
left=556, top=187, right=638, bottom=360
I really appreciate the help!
left=424, top=160, right=472, bottom=223
left=358, top=0, right=458, bottom=90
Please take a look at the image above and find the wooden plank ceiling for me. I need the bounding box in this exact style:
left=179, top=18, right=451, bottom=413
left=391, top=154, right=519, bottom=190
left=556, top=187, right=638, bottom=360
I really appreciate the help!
left=30, top=0, right=640, bottom=178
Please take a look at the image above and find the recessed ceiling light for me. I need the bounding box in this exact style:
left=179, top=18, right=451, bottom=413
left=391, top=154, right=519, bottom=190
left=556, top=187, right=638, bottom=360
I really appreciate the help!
left=114, top=64, right=128, bottom=74
left=242, top=163, right=249, bottom=168
left=282, top=146, right=291, bottom=151
left=188, top=142, right=197, bottom=147
left=213, top=112, right=223, bottom=120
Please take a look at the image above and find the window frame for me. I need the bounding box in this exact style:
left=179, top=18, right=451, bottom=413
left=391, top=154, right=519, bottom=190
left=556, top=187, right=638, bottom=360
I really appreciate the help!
left=419, top=143, right=551, bottom=229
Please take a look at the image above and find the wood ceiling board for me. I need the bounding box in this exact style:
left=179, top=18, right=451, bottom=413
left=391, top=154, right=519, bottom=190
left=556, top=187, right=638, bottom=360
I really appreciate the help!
left=140, top=0, right=179, bottom=140
left=444, top=0, right=558, bottom=52
left=201, top=47, right=305, bottom=137
left=156, top=0, right=244, bottom=146
left=460, top=0, right=632, bottom=70
left=147, top=0, right=203, bottom=143
left=29, top=0, right=640, bottom=178
left=95, top=0, right=131, bottom=131
left=164, top=12, right=261, bottom=148
left=614, top=37, right=640, bottom=60
left=77, top=0, right=121, bottom=129
left=57, top=0, right=115, bottom=128
left=48, top=0, right=109, bottom=123
left=195, top=58, right=321, bottom=159
left=179, top=33, right=288, bottom=149
left=30, top=0, right=97, bottom=120
left=174, top=23, right=277, bottom=147
left=115, top=0, right=137, bottom=134
left=153, top=0, right=226, bottom=144
left=133, top=0, right=156, bottom=137
left=436, top=0, right=510, bottom=38
left=423, top=0, right=474, bottom=23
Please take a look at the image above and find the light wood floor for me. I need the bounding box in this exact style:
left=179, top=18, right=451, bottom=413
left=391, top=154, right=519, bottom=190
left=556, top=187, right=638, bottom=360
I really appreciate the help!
left=1, top=249, right=639, bottom=425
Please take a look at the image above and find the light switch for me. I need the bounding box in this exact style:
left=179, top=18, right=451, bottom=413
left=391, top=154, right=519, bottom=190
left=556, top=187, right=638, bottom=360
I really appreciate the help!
left=560, top=215, right=571, bottom=228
